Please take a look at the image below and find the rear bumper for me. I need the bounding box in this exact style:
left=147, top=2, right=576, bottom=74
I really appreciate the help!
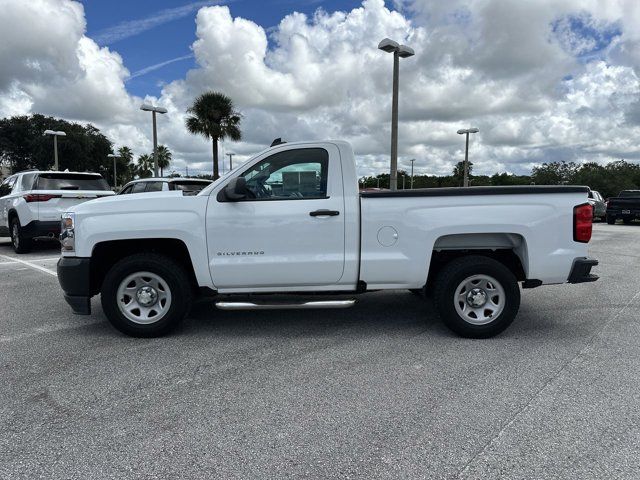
left=607, top=208, right=640, bottom=218
left=57, top=257, right=92, bottom=315
left=22, top=220, right=60, bottom=239
left=568, top=257, right=599, bottom=284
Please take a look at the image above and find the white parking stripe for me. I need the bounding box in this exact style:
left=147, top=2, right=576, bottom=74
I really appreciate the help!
left=0, top=319, right=103, bottom=343
left=0, top=254, right=57, bottom=276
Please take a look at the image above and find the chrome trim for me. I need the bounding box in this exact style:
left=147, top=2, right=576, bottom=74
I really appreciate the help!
left=215, top=299, right=356, bottom=310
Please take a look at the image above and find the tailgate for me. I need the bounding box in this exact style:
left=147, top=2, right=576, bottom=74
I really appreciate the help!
left=36, top=191, right=113, bottom=222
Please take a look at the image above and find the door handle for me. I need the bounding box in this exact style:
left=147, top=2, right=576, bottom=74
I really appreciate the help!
left=309, top=209, right=340, bottom=217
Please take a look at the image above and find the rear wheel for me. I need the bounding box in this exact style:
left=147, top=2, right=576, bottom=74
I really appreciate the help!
left=623, top=217, right=633, bottom=225
left=100, top=253, right=193, bottom=337
left=606, top=215, right=616, bottom=225
left=10, top=217, right=32, bottom=254
left=433, top=256, right=520, bottom=338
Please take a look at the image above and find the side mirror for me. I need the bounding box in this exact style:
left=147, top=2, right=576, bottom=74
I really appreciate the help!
left=224, top=177, right=248, bottom=201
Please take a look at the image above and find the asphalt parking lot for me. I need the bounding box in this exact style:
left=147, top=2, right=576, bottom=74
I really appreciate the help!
left=1, top=223, right=639, bottom=479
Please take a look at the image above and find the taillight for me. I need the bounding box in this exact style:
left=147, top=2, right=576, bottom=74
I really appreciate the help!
left=23, top=194, right=61, bottom=203
left=574, top=203, right=593, bottom=243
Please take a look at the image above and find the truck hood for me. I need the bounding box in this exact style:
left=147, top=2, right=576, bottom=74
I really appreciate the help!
left=67, top=191, right=192, bottom=214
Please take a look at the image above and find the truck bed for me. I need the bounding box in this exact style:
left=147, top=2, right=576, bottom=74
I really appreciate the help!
left=360, top=185, right=589, bottom=197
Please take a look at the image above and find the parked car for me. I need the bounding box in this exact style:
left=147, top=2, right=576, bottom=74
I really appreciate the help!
left=587, top=189, right=606, bottom=221
left=606, top=190, right=640, bottom=224
left=119, top=178, right=212, bottom=196
left=57, top=140, right=598, bottom=339
left=0, top=171, right=114, bottom=253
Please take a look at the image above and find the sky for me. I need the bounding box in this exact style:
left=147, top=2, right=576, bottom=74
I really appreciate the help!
left=1, top=0, right=639, bottom=178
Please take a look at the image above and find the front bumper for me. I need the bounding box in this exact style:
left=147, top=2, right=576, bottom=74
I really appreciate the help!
left=568, top=257, right=599, bottom=284
left=57, top=257, right=92, bottom=315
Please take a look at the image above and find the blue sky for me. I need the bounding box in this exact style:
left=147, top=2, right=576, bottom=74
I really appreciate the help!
left=82, top=0, right=363, bottom=98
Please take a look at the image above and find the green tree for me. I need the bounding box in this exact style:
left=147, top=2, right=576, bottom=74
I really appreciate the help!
left=185, top=91, right=242, bottom=180
left=156, top=145, right=172, bottom=177
left=531, top=161, right=577, bottom=185
left=136, top=154, right=153, bottom=179
left=453, top=161, right=473, bottom=186
left=117, top=146, right=135, bottom=184
left=0, top=114, right=112, bottom=175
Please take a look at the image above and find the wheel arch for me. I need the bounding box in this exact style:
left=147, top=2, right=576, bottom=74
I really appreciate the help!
left=89, top=238, right=199, bottom=296
left=426, top=233, right=528, bottom=291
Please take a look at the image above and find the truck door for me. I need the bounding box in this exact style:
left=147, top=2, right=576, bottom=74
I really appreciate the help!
left=206, top=144, right=345, bottom=289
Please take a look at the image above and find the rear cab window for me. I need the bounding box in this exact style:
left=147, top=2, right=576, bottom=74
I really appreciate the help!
left=36, top=173, right=110, bottom=191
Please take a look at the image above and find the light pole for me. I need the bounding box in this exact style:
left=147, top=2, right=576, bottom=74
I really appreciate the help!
left=107, top=153, right=119, bottom=188
left=43, top=130, right=66, bottom=170
left=410, top=158, right=415, bottom=189
left=140, top=103, right=167, bottom=177
left=227, top=153, right=235, bottom=170
left=457, top=128, right=479, bottom=187
left=378, top=38, right=414, bottom=191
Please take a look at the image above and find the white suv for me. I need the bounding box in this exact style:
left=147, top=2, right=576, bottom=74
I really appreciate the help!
left=0, top=171, right=115, bottom=253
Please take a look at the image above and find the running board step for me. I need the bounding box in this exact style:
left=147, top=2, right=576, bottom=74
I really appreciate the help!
left=215, top=299, right=356, bottom=311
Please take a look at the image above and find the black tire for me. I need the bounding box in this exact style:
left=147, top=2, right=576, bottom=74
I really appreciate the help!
left=623, top=217, right=633, bottom=225
left=606, top=215, right=616, bottom=225
left=100, top=253, right=193, bottom=337
left=433, top=255, right=520, bottom=338
left=10, top=217, right=32, bottom=254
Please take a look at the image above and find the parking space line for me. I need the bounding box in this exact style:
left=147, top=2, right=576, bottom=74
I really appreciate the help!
left=0, top=319, right=103, bottom=343
left=0, top=254, right=57, bottom=276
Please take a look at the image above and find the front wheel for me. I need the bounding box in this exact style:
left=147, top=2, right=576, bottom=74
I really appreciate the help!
left=433, top=256, right=520, bottom=338
left=100, top=253, right=193, bottom=337
left=623, top=217, right=633, bottom=225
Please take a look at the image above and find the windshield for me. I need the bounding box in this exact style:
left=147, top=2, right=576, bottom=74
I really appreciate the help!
left=36, top=173, right=110, bottom=191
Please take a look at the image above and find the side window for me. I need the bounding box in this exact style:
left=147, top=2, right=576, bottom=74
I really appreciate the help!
left=145, top=181, right=165, bottom=192
left=20, top=173, right=36, bottom=191
left=0, top=178, right=11, bottom=197
left=587, top=191, right=594, bottom=199
left=120, top=185, right=133, bottom=195
left=131, top=182, right=147, bottom=193
left=4, top=176, right=17, bottom=196
left=240, top=148, right=329, bottom=200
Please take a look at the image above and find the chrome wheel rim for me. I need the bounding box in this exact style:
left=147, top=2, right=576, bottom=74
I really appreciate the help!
left=116, top=271, right=172, bottom=324
left=454, top=274, right=505, bottom=325
left=11, top=224, right=19, bottom=248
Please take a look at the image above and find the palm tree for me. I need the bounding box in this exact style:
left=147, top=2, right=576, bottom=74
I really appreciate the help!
left=136, top=154, right=153, bottom=179
left=118, top=146, right=134, bottom=183
left=185, top=91, right=241, bottom=180
left=156, top=145, right=172, bottom=177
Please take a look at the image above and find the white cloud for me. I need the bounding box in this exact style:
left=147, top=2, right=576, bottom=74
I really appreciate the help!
left=1, top=0, right=639, bottom=179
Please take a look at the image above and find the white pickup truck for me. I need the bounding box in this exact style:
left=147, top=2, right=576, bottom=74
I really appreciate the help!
left=57, top=141, right=598, bottom=338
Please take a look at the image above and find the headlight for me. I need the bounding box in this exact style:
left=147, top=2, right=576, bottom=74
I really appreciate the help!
left=60, top=212, right=75, bottom=252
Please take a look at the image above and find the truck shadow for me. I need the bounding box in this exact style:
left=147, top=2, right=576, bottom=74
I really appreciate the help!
left=183, top=291, right=455, bottom=340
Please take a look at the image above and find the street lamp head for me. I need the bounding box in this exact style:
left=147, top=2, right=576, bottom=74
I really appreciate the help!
left=107, top=154, right=119, bottom=158
left=378, top=38, right=399, bottom=53
left=140, top=103, right=167, bottom=114
left=397, top=45, right=415, bottom=58
left=44, top=130, right=66, bottom=136
left=457, top=128, right=479, bottom=135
